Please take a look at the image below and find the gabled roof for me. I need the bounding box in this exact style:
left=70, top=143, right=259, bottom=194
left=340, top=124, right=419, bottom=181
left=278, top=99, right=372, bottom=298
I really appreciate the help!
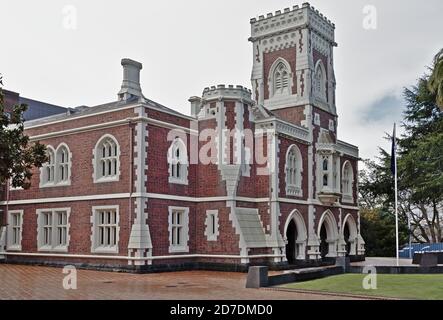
left=24, top=95, right=194, bottom=128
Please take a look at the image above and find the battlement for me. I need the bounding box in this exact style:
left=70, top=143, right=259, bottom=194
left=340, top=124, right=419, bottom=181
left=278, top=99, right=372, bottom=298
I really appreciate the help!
left=202, top=85, right=254, bottom=104
left=250, top=2, right=335, bottom=43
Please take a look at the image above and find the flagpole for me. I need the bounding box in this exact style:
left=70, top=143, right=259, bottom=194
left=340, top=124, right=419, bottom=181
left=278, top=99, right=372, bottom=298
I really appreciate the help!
left=394, top=123, right=400, bottom=267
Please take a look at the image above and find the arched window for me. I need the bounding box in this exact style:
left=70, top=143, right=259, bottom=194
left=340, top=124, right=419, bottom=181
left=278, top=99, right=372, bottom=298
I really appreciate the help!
left=94, top=135, right=120, bottom=183
left=168, top=138, right=188, bottom=185
left=314, top=61, right=326, bottom=100
left=41, top=147, right=56, bottom=186
left=342, top=161, right=354, bottom=200
left=269, top=59, right=292, bottom=98
left=322, top=157, right=329, bottom=187
left=56, top=145, right=70, bottom=184
left=40, top=144, right=71, bottom=188
left=285, top=145, right=303, bottom=196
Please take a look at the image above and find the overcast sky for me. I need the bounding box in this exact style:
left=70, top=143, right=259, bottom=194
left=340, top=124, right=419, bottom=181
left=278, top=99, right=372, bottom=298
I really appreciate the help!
left=1, top=0, right=442, bottom=161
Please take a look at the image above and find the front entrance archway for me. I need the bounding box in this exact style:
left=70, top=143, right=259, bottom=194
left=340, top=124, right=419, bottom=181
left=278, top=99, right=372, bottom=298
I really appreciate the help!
left=284, top=210, right=307, bottom=264
left=317, top=210, right=339, bottom=258
left=286, top=220, right=297, bottom=264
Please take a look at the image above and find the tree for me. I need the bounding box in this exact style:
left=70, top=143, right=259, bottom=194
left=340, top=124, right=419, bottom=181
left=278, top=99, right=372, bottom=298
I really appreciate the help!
left=428, top=49, right=443, bottom=111
left=360, top=208, right=408, bottom=257
left=360, top=52, right=443, bottom=247
left=0, top=75, right=48, bottom=189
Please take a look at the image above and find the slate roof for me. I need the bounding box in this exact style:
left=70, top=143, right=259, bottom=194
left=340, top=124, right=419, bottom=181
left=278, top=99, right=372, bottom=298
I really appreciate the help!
left=25, top=95, right=192, bottom=128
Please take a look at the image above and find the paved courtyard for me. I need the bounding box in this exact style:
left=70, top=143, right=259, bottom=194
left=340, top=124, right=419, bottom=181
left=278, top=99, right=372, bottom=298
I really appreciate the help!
left=0, top=264, right=360, bottom=300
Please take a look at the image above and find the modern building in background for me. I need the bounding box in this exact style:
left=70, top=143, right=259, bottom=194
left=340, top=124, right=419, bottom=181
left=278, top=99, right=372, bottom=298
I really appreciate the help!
left=3, top=89, right=67, bottom=121
left=0, top=3, right=365, bottom=272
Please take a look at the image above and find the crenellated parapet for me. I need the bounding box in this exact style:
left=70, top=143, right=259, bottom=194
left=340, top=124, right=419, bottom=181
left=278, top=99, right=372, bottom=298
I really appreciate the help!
left=249, top=3, right=335, bottom=46
left=202, top=85, right=254, bottom=104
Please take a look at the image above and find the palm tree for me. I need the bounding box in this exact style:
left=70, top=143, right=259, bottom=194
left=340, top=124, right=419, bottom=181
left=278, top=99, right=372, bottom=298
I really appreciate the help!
left=428, top=49, right=443, bottom=111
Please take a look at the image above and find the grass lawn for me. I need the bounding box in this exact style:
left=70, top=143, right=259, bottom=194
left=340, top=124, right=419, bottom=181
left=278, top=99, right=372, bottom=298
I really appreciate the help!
left=282, top=274, right=443, bottom=300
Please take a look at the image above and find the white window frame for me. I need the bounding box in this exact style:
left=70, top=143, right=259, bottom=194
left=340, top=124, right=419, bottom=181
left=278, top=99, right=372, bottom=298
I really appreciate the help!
left=329, top=119, right=335, bottom=132
left=342, top=161, right=355, bottom=203
left=268, top=58, right=293, bottom=98
left=40, top=146, right=56, bottom=187
left=314, top=113, right=321, bottom=126
left=36, top=208, right=71, bottom=252
left=204, top=210, right=219, bottom=242
left=55, top=144, right=72, bottom=185
left=168, top=206, right=189, bottom=253
left=314, top=60, right=327, bottom=101
left=91, top=205, right=120, bottom=254
left=168, top=138, right=189, bottom=185
left=93, top=135, right=121, bottom=184
left=285, top=145, right=303, bottom=197
left=7, top=210, right=24, bottom=251
left=40, top=144, right=72, bottom=188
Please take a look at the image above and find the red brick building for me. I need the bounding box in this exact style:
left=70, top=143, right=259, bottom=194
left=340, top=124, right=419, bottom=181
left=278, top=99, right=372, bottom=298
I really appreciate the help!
left=0, top=3, right=365, bottom=272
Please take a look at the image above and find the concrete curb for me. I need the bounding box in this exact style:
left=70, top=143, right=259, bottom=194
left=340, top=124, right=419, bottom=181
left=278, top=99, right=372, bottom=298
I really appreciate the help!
left=261, top=287, right=401, bottom=301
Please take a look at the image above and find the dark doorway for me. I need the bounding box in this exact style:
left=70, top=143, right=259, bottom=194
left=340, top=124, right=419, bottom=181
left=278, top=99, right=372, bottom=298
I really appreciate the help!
left=344, top=223, right=351, bottom=256
left=320, top=224, right=328, bottom=258
left=285, top=220, right=297, bottom=264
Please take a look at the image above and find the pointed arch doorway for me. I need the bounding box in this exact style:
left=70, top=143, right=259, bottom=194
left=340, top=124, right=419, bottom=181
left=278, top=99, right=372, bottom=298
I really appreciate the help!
left=284, top=210, right=307, bottom=264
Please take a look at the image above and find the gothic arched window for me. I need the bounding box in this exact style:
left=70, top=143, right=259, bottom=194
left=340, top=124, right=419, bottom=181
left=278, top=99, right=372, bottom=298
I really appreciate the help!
left=168, top=138, right=188, bottom=185
left=342, top=161, right=354, bottom=196
left=285, top=145, right=303, bottom=196
left=314, top=61, right=327, bottom=100
left=270, top=60, right=291, bottom=97
left=94, top=135, right=120, bottom=183
left=56, top=145, right=70, bottom=183
left=41, top=147, right=56, bottom=186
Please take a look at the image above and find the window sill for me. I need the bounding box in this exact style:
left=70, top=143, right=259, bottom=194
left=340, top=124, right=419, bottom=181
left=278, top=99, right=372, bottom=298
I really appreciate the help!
left=92, top=247, right=119, bottom=254
left=94, top=177, right=120, bottom=184
left=168, top=178, right=189, bottom=186
left=168, top=246, right=189, bottom=254
left=286, top=186, right=303, bottom=198
left=6, top=246, right=22, bottom=252
left=39, top=182, right=71, bottom=189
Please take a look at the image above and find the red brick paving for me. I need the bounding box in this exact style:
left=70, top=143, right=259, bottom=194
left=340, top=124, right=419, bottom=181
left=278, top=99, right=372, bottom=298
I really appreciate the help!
left=0, top=264, right=359, bottom=300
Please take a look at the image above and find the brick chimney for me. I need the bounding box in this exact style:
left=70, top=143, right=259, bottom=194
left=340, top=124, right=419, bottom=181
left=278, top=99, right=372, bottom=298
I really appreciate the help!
left=118, top=58, right=143, bottom=102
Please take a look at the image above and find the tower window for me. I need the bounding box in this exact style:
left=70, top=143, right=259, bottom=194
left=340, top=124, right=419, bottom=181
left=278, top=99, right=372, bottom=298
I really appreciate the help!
left=314, top=61, right=327, bottom=100
left=271, top=61, right=290, bottom=97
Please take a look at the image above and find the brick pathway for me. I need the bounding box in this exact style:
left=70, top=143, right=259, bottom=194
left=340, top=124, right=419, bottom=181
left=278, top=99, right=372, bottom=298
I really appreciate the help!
left=0, top=264, right=359, bottom=300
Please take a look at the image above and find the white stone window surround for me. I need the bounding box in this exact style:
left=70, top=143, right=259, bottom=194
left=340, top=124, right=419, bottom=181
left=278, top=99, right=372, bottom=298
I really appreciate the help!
left=93, top=134, right=121, bottom=184
left=204, top=210, right=219, bottom=242
left=168, top=206, right=189, bottom=253
left=342, top=161, right=355, bottom=203
left=167, top=138, right=189, bottom=186
left=40, top=144, right=72, bottom=188
left=329, top=119, right=335, bottom=132
left=267, top=58, right=294, bottom=100
left=36, top=208, right=71, bottom=253
left=91, top=205, right=120, bottom=254
left=314, top=113, right=321, bottom=126
left=7, top=210, right=24, bottom=251
left=313, top=60, right=327, bottom=101
left=285, top=144, right=303, bottom=197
